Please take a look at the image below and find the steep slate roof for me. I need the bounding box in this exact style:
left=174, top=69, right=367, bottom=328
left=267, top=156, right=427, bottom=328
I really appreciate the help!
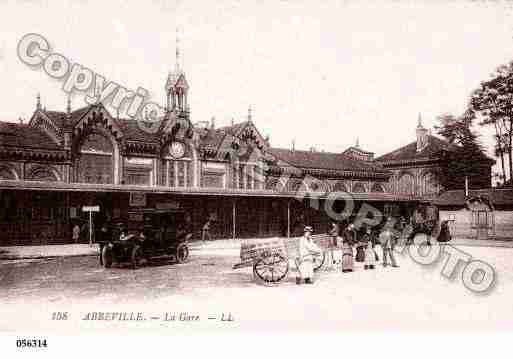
left=117, top=119, right=160, bottom=143
left=268, top=147, right=387, bottom=174
left=198, top=121, right=254, bottom=153
left=198, top=127, right=229, bottom=150
left=42, top=106, right=91, bottom=128
left=0, top=121, right=62, bottom=150
left=217, top=121, right=250, bottom=136
left=433, top=188, right=513, bottom=207
left=41, top=106, right=161, bottom=143
left=375, top=135, right=457, bottom=163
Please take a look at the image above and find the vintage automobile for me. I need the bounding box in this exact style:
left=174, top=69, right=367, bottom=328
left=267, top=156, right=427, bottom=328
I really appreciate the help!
left=98, top=209, right=191, bottom=269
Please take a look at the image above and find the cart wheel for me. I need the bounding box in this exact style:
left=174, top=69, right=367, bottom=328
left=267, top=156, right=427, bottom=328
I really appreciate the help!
left=313, top=251, right=326, bottom=272
left=176, top=243, right=189, bottom=263
left=253, top=252, right=289, bottom=284
left=101, top=246, right=113, bottom=268
left=131, top=245, right=142, bottom=269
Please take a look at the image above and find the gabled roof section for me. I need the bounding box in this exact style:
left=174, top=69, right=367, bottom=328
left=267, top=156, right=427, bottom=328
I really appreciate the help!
left=196, top=120, right=270, bottom=161
left=217, top=121, right=251, bottom=136
left=35, top=106, right=92, bottom=129
left=342, top=146, right=374, bottom=161
left=342, top=146, right=374, bottom=156
left=166, top=71, right=188, bottom=91
left=375, top=135, right=457, bottom=164
left=0, top=121, right=64, bottom=151
left=118, top=118, right=160, bottom=143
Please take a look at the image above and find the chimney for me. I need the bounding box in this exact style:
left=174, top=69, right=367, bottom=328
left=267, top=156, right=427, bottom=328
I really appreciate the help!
left=309, top=146, right=316, bottom=152
left=210, top=116, right=215, bottom=129
left=416, top=113, right=429, bottom=152
left=292, top=139, right=295, bottom=151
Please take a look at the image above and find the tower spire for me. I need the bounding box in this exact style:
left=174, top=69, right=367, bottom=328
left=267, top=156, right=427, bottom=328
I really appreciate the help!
left=417, top=112, right=423, bottom=128
left=66, top=94, right=71, bottom=115
left=175, top=27, right=180, bottom=72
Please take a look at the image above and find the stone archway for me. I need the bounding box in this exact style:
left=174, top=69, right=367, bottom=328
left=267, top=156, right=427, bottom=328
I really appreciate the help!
left=0, top=164, right=19, bottom=180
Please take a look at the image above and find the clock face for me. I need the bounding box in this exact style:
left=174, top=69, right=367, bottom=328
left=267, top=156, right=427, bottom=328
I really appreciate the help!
left=170, top=142, right=185, bottom=159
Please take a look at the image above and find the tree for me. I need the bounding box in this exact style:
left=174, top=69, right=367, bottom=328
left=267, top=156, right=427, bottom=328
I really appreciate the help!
left=434, top=111, right=491, bottom=191
left=470, top=62, right=513, bottom=188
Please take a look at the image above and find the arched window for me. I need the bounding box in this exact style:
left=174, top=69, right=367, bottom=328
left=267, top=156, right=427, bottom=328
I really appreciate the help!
left=75, top=132, right=114, bottom=184
left=397, top=173, right=415, bottom=195
left=0, top=165, right=17, bottom=180
left=371, top=182, right=385, bottom=193
left=306, top=178, right=326, bottom=192
left=287, top=178, right=303, bottom=192
left=332, top=181, right=348, bottom=193
left=265, top=177, right=279, bottom=191
left=422, top=172, right=438, bottom=195
left=27, top=166, right=58, bottom=181
left=352, top=182, right=367, bottom=193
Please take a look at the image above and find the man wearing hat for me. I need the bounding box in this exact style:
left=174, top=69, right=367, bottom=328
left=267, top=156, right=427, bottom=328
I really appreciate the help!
left=296, top=226, right=322, bottom=285
left=379, top=222, right=399, bottom=268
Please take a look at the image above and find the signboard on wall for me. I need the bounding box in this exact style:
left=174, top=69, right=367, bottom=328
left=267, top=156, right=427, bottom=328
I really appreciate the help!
left=129, top=192, right=147, bottom=207
left=156, top=201, right=180, bottom=210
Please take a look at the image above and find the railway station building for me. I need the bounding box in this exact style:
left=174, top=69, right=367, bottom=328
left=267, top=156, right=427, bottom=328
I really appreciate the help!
left=0, top=64, right=493, bottom=245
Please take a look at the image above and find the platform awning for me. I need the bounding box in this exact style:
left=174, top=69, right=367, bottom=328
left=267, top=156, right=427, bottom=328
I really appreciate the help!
left=0, top=179, right=421, bottom=202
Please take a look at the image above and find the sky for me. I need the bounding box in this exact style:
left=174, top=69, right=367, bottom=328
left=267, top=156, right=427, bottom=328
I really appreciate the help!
left=1, top=0, right=513, bottom=160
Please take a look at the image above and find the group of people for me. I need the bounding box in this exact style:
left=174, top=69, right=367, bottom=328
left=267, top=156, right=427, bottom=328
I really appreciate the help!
left=295, top=220, right=400, bottom=285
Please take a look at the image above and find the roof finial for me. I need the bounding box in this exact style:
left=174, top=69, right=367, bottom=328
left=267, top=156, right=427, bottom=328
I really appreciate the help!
left=248, top=105, right=252, bottom=122
left=36, top=93, right=41, bottom=110
left=417, top=112, right=423, bottom=128
left=66, top=94, right=71, bottom=115
left=175, top=27, right=180, bottom=72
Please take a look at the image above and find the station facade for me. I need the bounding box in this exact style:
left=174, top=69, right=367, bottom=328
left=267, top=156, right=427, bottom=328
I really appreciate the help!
left=0, top=61, right=492, bottom=245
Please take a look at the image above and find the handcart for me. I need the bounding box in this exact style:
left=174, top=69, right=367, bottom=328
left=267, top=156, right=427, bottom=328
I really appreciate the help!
left=232, top=234, right=332, bottom=284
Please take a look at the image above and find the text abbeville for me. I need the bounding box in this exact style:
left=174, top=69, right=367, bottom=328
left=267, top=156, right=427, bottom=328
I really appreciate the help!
left=82, top=312, right=144, bottom=321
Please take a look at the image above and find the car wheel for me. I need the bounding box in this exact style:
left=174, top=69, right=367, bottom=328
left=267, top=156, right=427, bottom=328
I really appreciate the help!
left=131, top=245, right=143, bottom=269
left=102, top=246, right=113, bottom=268
left=176, top=243, right=189, bottom=263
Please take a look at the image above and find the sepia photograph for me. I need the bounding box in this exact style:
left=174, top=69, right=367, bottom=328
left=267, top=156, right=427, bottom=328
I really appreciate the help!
left=1, top=0, right=513, bottom=355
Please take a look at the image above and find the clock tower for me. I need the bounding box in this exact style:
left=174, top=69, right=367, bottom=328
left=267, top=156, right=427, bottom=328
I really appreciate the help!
left=165, top=28, right=189, bottom=115
left=161, top=28, right=192, bottom=144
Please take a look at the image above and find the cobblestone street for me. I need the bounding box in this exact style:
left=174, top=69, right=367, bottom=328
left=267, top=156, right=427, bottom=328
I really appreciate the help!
left=1, top=242, right=513, bottom=332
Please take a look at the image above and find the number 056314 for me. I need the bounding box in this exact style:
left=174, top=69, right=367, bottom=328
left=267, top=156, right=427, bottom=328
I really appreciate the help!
left=16, top=339, right=47, bottom=348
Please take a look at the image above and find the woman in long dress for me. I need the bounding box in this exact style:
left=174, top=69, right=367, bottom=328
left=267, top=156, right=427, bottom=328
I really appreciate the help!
left=363, top=234, right=376, bottom=270
left=341, top=239, right=354, bottom=272
left=354, top=225, right=367, bottom=262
